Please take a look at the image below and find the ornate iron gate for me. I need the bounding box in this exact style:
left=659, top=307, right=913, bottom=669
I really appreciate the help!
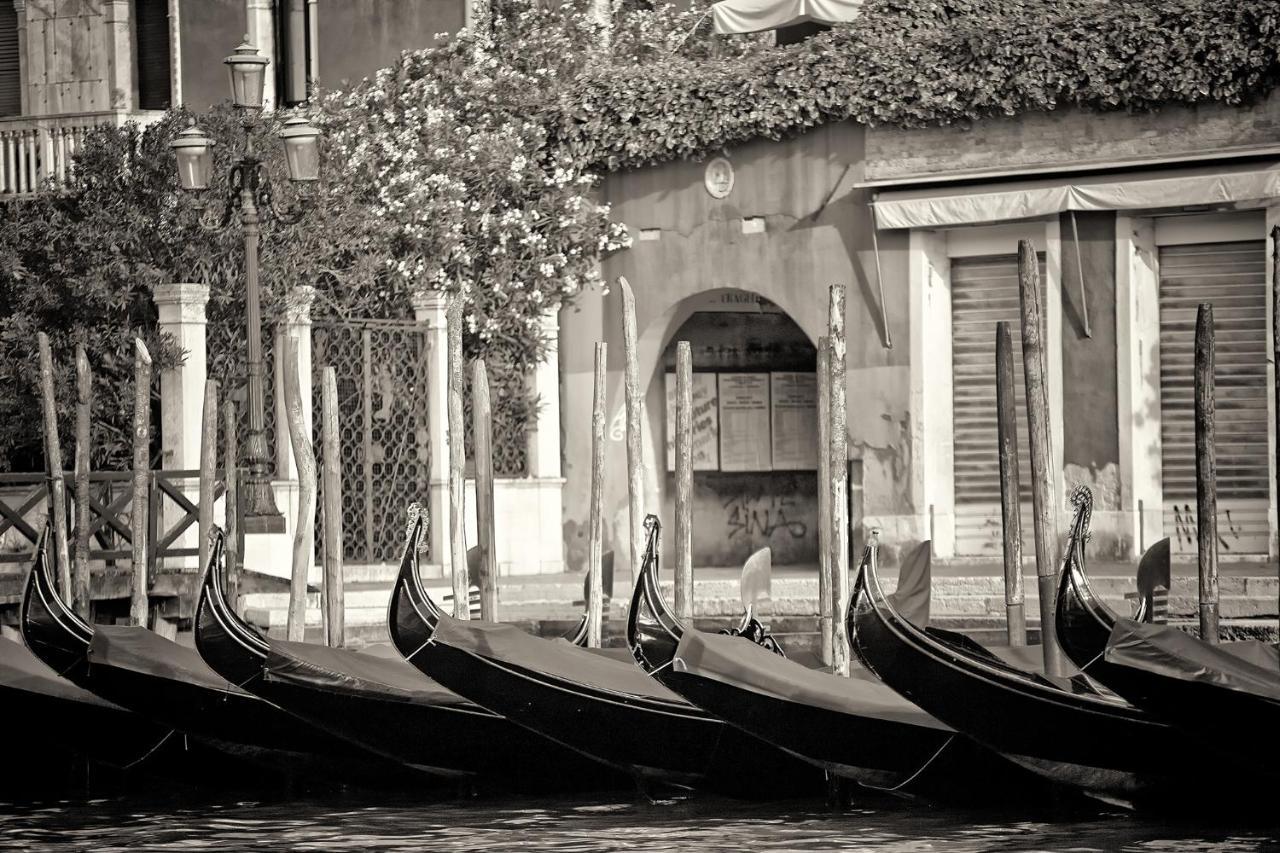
left=313, top=320, right=431, bottom=564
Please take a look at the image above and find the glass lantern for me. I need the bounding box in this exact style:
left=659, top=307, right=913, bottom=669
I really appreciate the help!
left=224, top=37, right=270, bottom=110
left=278, top=116, right=321, bottom=182
left=169, top=121, right=214, bottom=191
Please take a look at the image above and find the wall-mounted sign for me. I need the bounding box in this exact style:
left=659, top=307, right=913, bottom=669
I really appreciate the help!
left=665, top=373, right=720, bottom=472
left=704, top=157, right=734, bottom=200
left=770, top=372, right=818, bottom=470
left=718, top=373, right=772, bottom=472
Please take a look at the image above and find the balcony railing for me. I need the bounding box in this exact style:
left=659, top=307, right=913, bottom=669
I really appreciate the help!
left=0, top=110, right=166, bottom=197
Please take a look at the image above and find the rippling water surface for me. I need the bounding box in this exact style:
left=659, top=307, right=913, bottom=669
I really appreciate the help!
left=1, top=794, right=1277, bottom=852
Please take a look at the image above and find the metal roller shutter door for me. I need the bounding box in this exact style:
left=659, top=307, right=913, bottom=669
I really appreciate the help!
left=951, top=252, right=1046, bottom=557
left=1158, top=240, right=1270, bottom=556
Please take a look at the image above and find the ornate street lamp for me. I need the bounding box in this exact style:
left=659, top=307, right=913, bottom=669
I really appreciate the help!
left=170, top=37, right=322, bottom=533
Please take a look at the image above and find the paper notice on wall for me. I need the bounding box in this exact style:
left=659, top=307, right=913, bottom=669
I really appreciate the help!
left=770, top=372, right=818, bottom=470
left=717, top=373, right=772, bottom=472
left=665, top=373, right=720, bottom=471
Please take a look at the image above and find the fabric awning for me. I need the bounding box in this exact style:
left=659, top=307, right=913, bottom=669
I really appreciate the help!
left=872, top=160, right=1280, bottom=230
left=711, top=0, right=862, bottom=34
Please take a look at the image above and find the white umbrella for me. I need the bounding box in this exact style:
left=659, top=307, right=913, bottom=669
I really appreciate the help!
left=710, top=0, right=863, bottom=35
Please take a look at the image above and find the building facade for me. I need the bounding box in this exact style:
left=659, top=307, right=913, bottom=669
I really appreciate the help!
left=563, top=94, right=1280, bottom=576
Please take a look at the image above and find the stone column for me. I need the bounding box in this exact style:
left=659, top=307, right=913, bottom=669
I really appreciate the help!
left=12, top=1, right=28, bottom=115
left=154, top=282, right=209, bottom=569
left=245, top=0, right=277, bottom=111
left=529, top=309, right=563, bottom=478
left=274, top=284, right=315, bottom=480
left=412, top=290, right=450, bottom=575
left=154, top=283, right=210, bottom=471
left=102, top=0, right=134, bottom=112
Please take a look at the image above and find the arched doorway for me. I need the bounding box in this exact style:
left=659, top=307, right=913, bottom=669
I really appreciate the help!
left=655, top=292, right=819, bottom=567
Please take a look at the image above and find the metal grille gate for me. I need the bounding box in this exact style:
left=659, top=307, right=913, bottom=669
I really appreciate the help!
left=313, top=320, right=431, bottom=564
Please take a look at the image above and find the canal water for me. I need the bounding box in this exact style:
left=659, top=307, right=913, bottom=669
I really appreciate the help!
left=1, top=794, right=1276, bottom=852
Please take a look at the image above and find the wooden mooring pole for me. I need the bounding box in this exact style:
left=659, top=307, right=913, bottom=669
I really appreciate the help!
left=198, top=380, right=218, bottom=589
left=1018, top=240, right=1064, bottom=676
left=816, top=337, right=833, bottom=666
left=73, top=344, right=92, bottom=619
left=129, top=339, right=152, bottom=628
left=828, top=285, right=850, bottom=677
left=588, top=342, right=607, bottom=648
left=321, top=366, right=345, bottom=648
left=995, top=322, right=1027, bottom=647
left=619, top=276, right=645, bottom=586
left=36, top=333, right=72, bottom=597
left=472, top=359, right=499, bottom=621
left=447, top=297, right=470, bottom=620
left=674, top=341, right=694, bottom=621
left=1194, top=303, right=1220, bottom=644
left=224, top=401, right=239, bottom=608
left=282, top=337, right=316, bottom=643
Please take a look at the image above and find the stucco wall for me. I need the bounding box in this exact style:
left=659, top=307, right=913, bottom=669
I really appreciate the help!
left=179, top=0, right=246, bottom=111
left=560, top=121, right=916, bottom=576
left=865, top=94, right=1280, bottom=182
left=317, top=0, right=462, bottom=90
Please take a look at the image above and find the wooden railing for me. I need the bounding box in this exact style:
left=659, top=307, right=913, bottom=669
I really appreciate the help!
left=0, top=470, right=237, bottom=574
left=0, top=110, right=166, bottom=196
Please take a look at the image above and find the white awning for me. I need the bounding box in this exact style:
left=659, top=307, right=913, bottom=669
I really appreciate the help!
left=872, top=161, right=1280, bottom=230
left=711, top=0, right=862, bottom=34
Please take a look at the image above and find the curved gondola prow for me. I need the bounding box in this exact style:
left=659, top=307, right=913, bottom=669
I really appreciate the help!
left=626, top=514, right=685, bottom=673
left=846, top=539, right=881, bottom=652
left=194, top=526, right=271, bottom=686
left=388, top=503, right=446, bottom=663
left=20, top=523, right=94, bottom=678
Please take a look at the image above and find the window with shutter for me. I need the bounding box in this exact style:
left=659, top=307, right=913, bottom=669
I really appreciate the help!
left=135, top=0, right=172, bottom=111
left=0, top=3, right=20, bottom=117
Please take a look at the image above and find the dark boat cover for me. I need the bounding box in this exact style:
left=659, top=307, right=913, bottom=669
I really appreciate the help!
left=431, top=616, right=689, bottom=703
left=88, top=626, right=251, bottom=696
left=0, top=636, right=118, bottom=708
left=887, top=540, right=932, bottom=628
left=671, top=628, right=950, bottom=731
left=1106, top=619, right=1280, bottom=700
left=262, top=640, right=476, bottom=708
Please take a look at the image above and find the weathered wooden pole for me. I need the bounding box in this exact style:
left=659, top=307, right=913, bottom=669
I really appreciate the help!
left=588, top=342, right=607, bottom=648
left=674, top=341, right=694, bottom=620
left=320, top=366, right=345, bottom=648
left=995, top=322, right=1027, bottom=646
left=282, top=337, right=316, bottom=643
left=447, top=297, right=470, bottom=620
left=816, top=337, right=833, bottom=666
left=129, top=339, right=152, bottom=628
left=1018, top=240, right=1064, bottom=675
left=224, top=401, right=239, bottom=608
left=198, top=380, right=218, bottom=588
left=1272, top=226, right=1280, bottom=632
left=36, top=333, right=72, bottom=597
left=472, top=358, right=499, bottom=621
left=828, top=285, right=850, bottom=677
left=72, top=344, right=92, bottom=619
left=619, top=276, right=645, bottom=584
left=1194, top=303, right=1220, bottom=644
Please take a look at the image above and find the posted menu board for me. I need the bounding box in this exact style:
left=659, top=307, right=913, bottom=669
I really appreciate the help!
left=770, top=372, right=818, bottom=470
left=664, top=373, right=720, bottom=471
left=717, top=373, right=772, bottom=472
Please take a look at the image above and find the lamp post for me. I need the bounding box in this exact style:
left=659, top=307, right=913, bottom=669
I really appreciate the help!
left=170, top=37, right=322, bottom=532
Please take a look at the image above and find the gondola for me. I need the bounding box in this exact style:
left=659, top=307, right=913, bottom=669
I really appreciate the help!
left=847, top=513, right=1192, bottom=804
left=197, top=519, right=621, bottom=793
left=1056, top=487, right=1280, bottom=772
left=18, top=525, right=360, bottom=788
left=626, top=516, right=1044, bottom=802
left=389, top=510, right=823, bottom=797
left=21, top=525, right=404, bottom=791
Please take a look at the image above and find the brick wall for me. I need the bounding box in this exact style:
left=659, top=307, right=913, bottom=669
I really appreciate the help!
left=865, top=94, right=1280, bottom=182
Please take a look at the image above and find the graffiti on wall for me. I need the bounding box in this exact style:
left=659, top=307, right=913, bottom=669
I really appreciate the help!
left=722, top=490, right=807, bottom=541
left=1171, top=504, right=1243, bottom=552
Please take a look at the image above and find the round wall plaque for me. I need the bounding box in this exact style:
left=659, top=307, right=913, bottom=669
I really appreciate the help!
left=704, top=157, right=734, bottom=199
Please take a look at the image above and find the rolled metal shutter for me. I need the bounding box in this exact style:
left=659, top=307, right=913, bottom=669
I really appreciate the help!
left=0, top=4, right=20, bottom=117
left=951, top=253, right=1045, bottom=556
left=1159, top=240, right=1270, bottom=555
